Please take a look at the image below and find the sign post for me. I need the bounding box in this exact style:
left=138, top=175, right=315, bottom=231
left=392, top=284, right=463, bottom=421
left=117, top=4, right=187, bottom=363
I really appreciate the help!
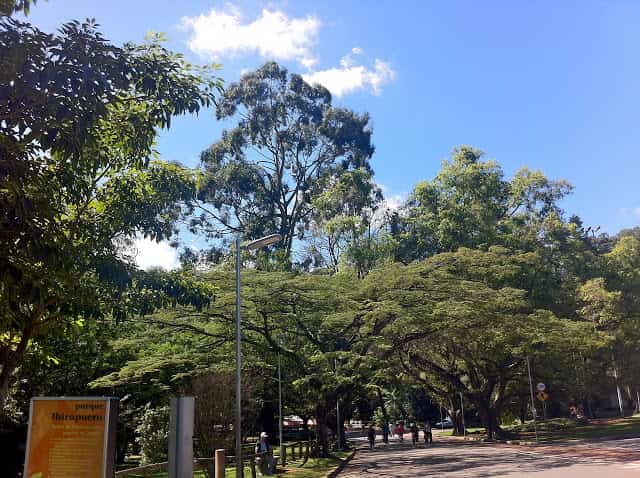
left=526, top=356, right=539, bottom=442
left=23, top=397, right=118, bottom=478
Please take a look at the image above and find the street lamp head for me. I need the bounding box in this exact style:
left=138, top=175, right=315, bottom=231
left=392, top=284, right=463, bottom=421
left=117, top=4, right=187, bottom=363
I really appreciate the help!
left=244, top=234, right=282, bottom=251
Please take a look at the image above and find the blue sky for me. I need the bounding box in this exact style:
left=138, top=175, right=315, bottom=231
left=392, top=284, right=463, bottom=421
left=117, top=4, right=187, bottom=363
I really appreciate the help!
left=21, top=0, right=640, bottom=265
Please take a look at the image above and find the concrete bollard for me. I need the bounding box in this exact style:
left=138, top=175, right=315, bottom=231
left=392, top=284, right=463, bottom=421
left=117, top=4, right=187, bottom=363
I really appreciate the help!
left=168, top=397, right=194, bottom=478
left=215, top=449, right=225, bottom=478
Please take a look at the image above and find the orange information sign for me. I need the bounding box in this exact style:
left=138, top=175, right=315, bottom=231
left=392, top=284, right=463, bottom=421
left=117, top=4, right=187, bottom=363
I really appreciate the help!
left=24, top=397, right=118, bottom=478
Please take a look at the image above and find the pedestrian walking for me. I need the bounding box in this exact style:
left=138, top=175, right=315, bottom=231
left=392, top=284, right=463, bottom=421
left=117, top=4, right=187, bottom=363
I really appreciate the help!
left=396, top=421, right=405, bottom=442
left=382, top=421, right=390, bottom=445
left=367, top=424, right=376, bottom=450
left=424, top=421, right=433, bottom=446
left=410, top=423, right=419, bottom=447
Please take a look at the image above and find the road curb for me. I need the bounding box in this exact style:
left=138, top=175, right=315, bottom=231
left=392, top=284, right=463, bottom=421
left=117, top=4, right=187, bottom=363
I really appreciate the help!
left=325, top=449, right=356, bottom=478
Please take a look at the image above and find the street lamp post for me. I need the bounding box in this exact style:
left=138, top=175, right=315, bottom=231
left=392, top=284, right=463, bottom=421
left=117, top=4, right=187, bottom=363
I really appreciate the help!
left=278, top=347, right=284, bottom=466
left=235, top=234, right=282, bottom=478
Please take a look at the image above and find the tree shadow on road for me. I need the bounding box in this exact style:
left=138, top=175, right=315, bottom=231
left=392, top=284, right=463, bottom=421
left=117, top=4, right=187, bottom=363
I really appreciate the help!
left=343, top=442, right=598, bottom=477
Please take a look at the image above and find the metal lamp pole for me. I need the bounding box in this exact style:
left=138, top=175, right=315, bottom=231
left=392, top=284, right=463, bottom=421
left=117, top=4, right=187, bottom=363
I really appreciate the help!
left=235, top=234, right=282, bottom=478
left=278, top=349, right=284, bottom=465
left=235, top=236, right=242, bottom=478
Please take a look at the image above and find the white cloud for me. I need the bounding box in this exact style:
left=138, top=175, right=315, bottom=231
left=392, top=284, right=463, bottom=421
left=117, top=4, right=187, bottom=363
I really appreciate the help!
left=182, top=6, right=396, bottom=97
left=181, top=7, right=321, bottom=65
left=134, top=238, right=181, bottom=271
left=303, top=56, right=396, bottom=97
left=383, top=193, right=406, bottom=212
left=300, top=56, right=319, bottom=69
left=371, top=184, right=407, bottom=226
left=379, top=183, right=407, bottom=212
left=619, top=207, right=640, bottom=219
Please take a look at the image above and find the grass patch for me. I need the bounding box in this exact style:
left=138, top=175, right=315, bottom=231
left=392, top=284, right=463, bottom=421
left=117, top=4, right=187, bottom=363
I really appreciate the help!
left=513, top=416, right=640, bottom=442
left=438, top=416, right=640, bottom=443
left=117, top=451, right=352, bottom=478
left=278, top=451, right=352, bottom=478
left=502, top=416, right=640, bottom=442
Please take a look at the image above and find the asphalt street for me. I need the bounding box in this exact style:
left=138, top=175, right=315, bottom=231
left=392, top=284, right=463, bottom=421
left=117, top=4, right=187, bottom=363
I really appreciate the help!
left=339, top=434, right=640, bottom=477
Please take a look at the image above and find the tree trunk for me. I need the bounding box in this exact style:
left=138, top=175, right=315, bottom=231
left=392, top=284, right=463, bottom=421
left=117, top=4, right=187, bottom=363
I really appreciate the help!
left=338, top=412, right=347, bottom=450
left=377, top=389, right=389, bottom=422
left=520, top=399, right=527, bottom=425
left=476, top=400, right=505, bottom=440
left=0, top=328, right=31, bottom=415
left=315, top=403, right=330, bottom=458
left=447, top=398, right=464, bottom=436
left=300, top=415, right=310, bottom=440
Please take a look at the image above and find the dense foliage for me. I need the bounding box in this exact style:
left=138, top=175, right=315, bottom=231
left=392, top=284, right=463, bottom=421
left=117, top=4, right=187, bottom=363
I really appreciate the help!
left=0, top=16, right=219, bottom=411
left=1, top=2, right=639, bottom=470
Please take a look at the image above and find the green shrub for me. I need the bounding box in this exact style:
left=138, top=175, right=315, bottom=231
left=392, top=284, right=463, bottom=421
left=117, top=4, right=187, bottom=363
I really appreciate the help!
left=135, top=404, right=170, bottom=464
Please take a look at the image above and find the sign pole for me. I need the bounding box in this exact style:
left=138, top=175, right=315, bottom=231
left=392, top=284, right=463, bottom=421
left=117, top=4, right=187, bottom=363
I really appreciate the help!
left=526, top=356, right=539, bottom=442
left=459, top=392, right=466, bottom=438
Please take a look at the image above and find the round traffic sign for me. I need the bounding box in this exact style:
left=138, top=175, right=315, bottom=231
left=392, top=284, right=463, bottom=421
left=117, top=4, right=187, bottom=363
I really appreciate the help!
left=536, top=382, right=546, bottom=392
left=536, top=391, right=549, bottom=402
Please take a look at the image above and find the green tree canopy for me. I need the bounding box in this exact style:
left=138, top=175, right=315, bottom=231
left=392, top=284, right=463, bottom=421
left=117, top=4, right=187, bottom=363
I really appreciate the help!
left=193, top=62, right=378, bottom=265
left=0, top=17, right=220, bottom=412
left=392, top=146, right=572, bottom=261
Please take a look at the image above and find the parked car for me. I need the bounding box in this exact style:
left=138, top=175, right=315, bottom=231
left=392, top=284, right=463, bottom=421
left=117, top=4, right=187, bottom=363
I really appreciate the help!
left=435, top=417, right=454, bottom=429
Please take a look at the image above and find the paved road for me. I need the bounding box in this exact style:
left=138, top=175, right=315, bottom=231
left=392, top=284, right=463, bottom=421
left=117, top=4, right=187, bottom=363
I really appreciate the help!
left=339, top=436, right=640, bottom=477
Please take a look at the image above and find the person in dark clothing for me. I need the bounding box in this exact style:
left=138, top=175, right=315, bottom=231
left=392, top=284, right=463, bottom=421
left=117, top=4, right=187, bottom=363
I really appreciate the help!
left=410, top=423, right=419, bottom=447
left=382, top=421, right=390, bottom=445
left=424, top=421, right=433, bottom=446
left=255, top=432, right=276, bottom=475
left=367, top=424, right=376, bottom=450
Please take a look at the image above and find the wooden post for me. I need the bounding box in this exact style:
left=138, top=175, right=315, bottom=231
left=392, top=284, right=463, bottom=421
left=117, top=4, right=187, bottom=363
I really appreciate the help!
left=282, top=445, right=286, bottom=465
left=299, top=441, right=303, bottom=457
left=291, top=444, right=296, bottom=460
left=215, top=449, right=225, bottom=478
left=250, top=458, right=257, bottom=478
